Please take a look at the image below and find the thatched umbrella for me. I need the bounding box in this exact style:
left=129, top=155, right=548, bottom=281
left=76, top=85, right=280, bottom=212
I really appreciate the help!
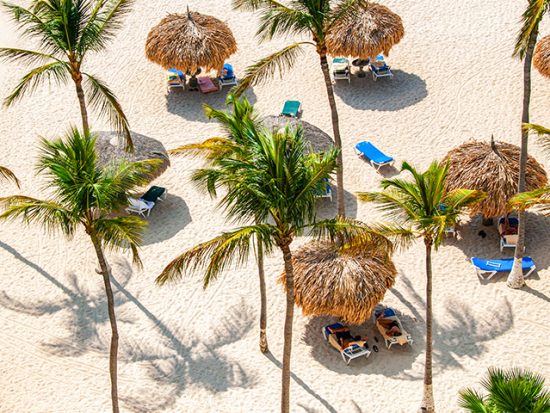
left=443, top=138, right=548, bottom=218
left=279, top=241, right=397, bottom=325
left=325, top=2, right=404, bottom=59
left=262, top=116, right=334, bottom=153
left=95, top=131, right=170, bottom=182
left=145, top=9, right=237, bottom=74
left=534, top=35, right=550, bottom=78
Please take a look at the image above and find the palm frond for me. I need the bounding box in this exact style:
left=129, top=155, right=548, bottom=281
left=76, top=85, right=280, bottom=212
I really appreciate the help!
left=509, top=186, right=550, bottom=214
left=169, top=138, right=239, bottom=161
left=523, top=123, right=550, bottom=156
left=156, top=224, right=276, bottom=287
left=3, top=61, right=70, bottom=107
left=231, top=43, right=307, bottom=96
left=514, top=0, right=548, bottom=58
left=327, top=0, right=361, bottom=30
left=256, top=5, right=314, bottom=42
left=458, top=388, right=490, bottom=413
left=0, top=165, right=20, bottom=187
left=0, top=47, right=60, bottom=65
left=94, top=215, right=146, bottom=268
left=83, top=72, right=132, bottom=151
left=232, top=0, right=290, bottom=12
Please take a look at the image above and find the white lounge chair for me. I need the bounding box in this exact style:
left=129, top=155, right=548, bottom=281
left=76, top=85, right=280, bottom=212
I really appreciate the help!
left=219, top=63, right=238, bottom=90
left=374, top=308, right=413, bottom=350
left=498, top=216, right=519, bottom=252
left=126, top=197, right=155, bottom=217
left=370, top=55, right=393, bottom=81
left=332, top=57, right=351, bottom=83
left=322, top=323, right=371, bottom=365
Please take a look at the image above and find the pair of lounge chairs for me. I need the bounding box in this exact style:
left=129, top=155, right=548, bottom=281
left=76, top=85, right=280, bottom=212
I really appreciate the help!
left=322, top=323, right=371, bottom=365
left=331, top=55, right=393, bottom=82
left=166, top=63, right=238, bottom=93
left=126, top=186, right=167, bottom=217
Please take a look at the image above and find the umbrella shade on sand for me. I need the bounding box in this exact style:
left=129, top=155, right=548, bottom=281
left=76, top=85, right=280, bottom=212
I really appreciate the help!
left=443, top=139, right=548, bottom=218
left=279, top=241, right=397, bottom=325
left=534, top=35, right=550, bottom=78
left=262, top=116, right=334, bottom=153
left=145, top=9, right=237, bottom=74
left=325, top=2, right=404, bottom=59
left=95, top=131, right=170, bottom=182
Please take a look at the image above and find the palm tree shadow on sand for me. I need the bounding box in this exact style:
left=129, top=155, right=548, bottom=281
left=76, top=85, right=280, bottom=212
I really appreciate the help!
left=0, top=244, right=255, bottom=411
left=334, top=70, right=427, bottom=112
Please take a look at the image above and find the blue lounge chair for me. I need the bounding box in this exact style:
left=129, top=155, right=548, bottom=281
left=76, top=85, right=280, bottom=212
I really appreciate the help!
left=314, top=177, right=332, bottom=201
left=370, top=55, right=393, bottom=81
left=281, top=100, right=302, bottom=118
left=354, top=141, right=395, bottom=171
left=471, top=257, right=536, bottom=280
left=166, top=67, right=185, bottom=91
left=219, top=63, right=238, bottom=89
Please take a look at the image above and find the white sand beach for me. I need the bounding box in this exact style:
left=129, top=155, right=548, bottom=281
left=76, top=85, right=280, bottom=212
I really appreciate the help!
left=1, top=0, right=550, bottom=412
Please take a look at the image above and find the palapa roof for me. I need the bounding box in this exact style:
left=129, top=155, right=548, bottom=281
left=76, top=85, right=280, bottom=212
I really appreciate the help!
left=94, top=131, right=170, bottom=182
left=326, top=2, right=404, bottom=59
left=262, top=116, right=334, bottom=153
left=534, top=35, right=550, bottom=78
left=279, top=241, right=397, bottom=325
left=443, top=139, right=548, bottom=218
left=145, top=9, right=237, bottom=73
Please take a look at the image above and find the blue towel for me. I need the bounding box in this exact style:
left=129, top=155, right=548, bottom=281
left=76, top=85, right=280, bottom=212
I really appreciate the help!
left=471, top=257, right=535, bottom=272
left=355, top=141, right=393, bottom=164
left=168, top=67, right=184, bottom=81
left=221, top=63, right=234, bottom=80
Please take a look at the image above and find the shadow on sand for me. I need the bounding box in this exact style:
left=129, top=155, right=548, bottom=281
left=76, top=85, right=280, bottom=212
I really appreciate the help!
left=141, top=193, right=191, bottom=245
left=314, top=187, right=359, bottom=219
left=334, top=70, right=427, bottom=112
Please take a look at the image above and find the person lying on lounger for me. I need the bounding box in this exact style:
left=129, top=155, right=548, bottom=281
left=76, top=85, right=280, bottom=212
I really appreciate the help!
left=378, top=316, right=402, bottom=336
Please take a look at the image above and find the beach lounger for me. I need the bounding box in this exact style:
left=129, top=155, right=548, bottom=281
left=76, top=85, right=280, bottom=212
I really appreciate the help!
left=322, top=323, right=371, bottom=365
left=471, top=257, right=536, bottom=280
left=314, top=178, right=332, bottom=201
left=126, top=197, right=155, bottom=217
left=370, top=55, right=393, bottom=81
left=141, top=186, right=167, bottom=203
left=218, top=63, right=238, bottom=89
left=198, top=76, right=218, bottom=94
left=281, top=100, right=302, bottom=118
left=354, top=141, right=395, bottom=171
left=374, top=308, right=413, bottom=350
left=167, top=67, right=185, bottom=92
left=332, top=57, right=351, bottom=83
left=498, top=216, right=519, bottom=252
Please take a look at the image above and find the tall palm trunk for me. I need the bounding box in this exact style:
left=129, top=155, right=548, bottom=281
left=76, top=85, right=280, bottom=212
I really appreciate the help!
left=72, top=71, right=90, bottom=134
left=280, top=242, right=295, bottom=413
left=420, top=240, right=435, bottom=413
left=319, top=53, right=345, bottom=217
left=90, top=232, right=120, bottom=413
left=257, top=237, right=268, bottom=352
left=508, top=29, right=538, bottom=289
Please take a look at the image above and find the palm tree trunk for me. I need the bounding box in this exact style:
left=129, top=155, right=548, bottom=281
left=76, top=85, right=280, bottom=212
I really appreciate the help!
left=280, top=242, right=295, bottom=413
left=257, top=237, right=268, bottom=352
left=319, top=54, right=345, bottom=217
left=90, top=232, right=120, bottom=413
left=72, top=72, right=90, bottom=134
left=420, top=240, right=435, bottom=413
left=508, top=29, right=538, bottom=289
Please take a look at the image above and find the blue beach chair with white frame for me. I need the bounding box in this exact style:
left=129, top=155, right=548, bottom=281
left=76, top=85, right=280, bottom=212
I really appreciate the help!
left=471, top=257, right=536, bottom=280
left=354, top=141, right=395, bottom=171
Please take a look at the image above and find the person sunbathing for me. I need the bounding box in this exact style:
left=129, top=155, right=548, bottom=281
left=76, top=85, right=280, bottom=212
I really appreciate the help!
left=378, top=316, right=402, bottom=336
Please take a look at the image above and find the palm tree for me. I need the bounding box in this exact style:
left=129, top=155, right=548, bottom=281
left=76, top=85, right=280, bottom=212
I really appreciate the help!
left=459, top=367, right=550, bottom=412
left=157, top=126, right=389, bottom=413
left=232, top=0, right=371, bottom=217
left=508, top=0, right=550, bottom=288
left=0, top=0, right=134, bottom=149
left=170, top=95, right=271, bottom=352
left=0, top=165, right=20, bottom=188
left=0, top=128, right=159, bottom=413
left=358, top=161, right=485, bottom=413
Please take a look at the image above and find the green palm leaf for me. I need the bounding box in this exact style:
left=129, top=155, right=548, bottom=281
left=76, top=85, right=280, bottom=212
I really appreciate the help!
left=0, top=165, right=20, bottom=187
left=95, top=215, right=146, bottom=268
left=514, top=0, right=549, bottom=58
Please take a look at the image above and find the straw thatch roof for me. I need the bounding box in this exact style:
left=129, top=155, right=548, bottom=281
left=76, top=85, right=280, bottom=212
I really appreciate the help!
left=145, top=10, right=237, bottom=73
left=262, top=116, right=334, bottom=153
left=534, top=35, right=550, bottom=78
left=326, top=2, right=404, bottom=59
left=443, top=139, right=548, bottom=218
left=279, top=241, right=397, bottom=325
left=95, top=131, right=170, bottom=182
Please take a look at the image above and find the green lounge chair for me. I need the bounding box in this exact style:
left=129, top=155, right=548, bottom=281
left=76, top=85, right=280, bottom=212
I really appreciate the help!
left=281, top=100, right=301, bottom=117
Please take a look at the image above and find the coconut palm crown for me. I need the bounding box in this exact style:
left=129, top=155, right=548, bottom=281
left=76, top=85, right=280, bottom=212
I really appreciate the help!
left=0, top=0, right=135, bottom=149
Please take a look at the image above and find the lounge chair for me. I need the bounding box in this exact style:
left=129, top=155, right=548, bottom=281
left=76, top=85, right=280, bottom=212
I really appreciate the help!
left=198, top=76, right=218, bottom=94
left=219, top=63, right=238, bottom=89
left=141, top=186, right=167, bottom=203
left=167, top=67, right=185, bottom=92
left=314, top=178, right=332, bottom=201
left=322, top=323, right=371, bottom=365
left=374, top=308, right=413, bottom=350
left=471, top=257, right=536, bottom=280
left=332, top=57, right=351, bottom=83
left=370, top=55, right=393, bottom=81
left=354, top=141, right=395, bottom=171
left=126, top=197, right=155, bottom=217
left=498, top=216, right=519, bottom=252
left=281, top=100, right=302, bottom=118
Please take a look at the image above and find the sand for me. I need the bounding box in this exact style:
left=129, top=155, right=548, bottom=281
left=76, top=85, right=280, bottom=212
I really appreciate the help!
left=1, top=0, right=550, bottom=412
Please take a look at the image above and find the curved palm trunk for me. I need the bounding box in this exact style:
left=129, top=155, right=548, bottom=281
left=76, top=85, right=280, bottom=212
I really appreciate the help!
left=508, top=29, right=538, bottom=289
left=280, top=242, right=295, bottom=413
left=72, top=72, right=90, bottom=134
left=420, top=240, right=435, bottom=413
left=90, top=232, right=120, bottom=413
left=257, top=238, right=268, bottom=352
left=319, top=54, right=345, bottom=217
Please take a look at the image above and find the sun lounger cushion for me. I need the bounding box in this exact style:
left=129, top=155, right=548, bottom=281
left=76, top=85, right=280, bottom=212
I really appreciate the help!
left=221, top=63, right=235, bottom=80
left=142, top=186, right=166, bottom=203
left=281, top=100, right=301, bottom=117
left=355, top=141, right=393, bottom=164
left=471, top=257, right=535, bottom=272
left=198, top=76, right=218, bottom=94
